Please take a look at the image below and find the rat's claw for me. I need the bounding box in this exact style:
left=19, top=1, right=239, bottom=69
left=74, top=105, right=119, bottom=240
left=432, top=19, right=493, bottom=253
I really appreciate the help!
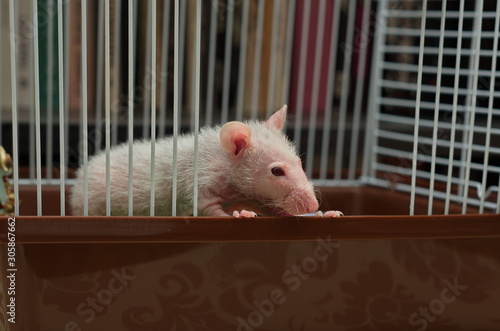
left=232, top=210, right=258, bottom=218
left=313, top=210, right=344, bottom=218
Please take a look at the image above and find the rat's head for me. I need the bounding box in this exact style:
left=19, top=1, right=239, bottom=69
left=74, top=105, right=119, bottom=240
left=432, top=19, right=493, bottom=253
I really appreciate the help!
left=219, top=105, right=319, bottom=215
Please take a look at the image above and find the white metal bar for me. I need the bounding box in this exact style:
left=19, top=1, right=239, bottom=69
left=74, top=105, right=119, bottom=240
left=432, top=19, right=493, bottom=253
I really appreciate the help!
left=172, top=0, right=180, bottom=216
left=46, top=0, right=54, bottom=181
left=193, top=0, right=201, bottom=216
left=385, top=9, right=496, bottom=19
left=374, top=145, right=500, bottom=174
left=64, top=0, right=69, bottom=183
left=32, top=0, right=42, bottom=215
left=382, top=45, right=499, bottom=57
left=250, top=0, right=266, bottom=120
left=221, top=0, right=235, bottom=124
left=427, top=0, right=447, bottom=215
left=159, top=0, right=171, bottom=137
left=128, top=0, right=135, bottom=216
left=305, top=0, right=326, bottom=178
left=348, top=0, right=371, bottom=180
left=236, top=0, right=250, bottom=122
left=462, top=0, right=484, bottom=214
left=281, top=0, right=296, bottom=109
left=82, top=0, right=89, bottom=216
left=58, top=0, right=66, bottom=215
left=9, top=0, right=19, bottom=216
left=205, top=0, right=218, bottom=125
left=319, top=0, right=341, bottom=179
left=142, top=0, right=152, bottom=139
left=384, top=26, right=498, bottom=39
left=150, top=0, right=156, bottom=216
left=28, top=0, right=35, bottom=182
left=178, top=0, right=186, bottom=125
left=479, top=1, right=500, bottom=214
left=95, top=0, right=104, bottom=153
left=378, top=96, right=500, bottom=116
left=378, top=79, right=500, bottom=99
left=410, top=0, right=428, bottom=216
left=377, top=113, right=500, bottom=135
left=334, top=0, right=356, bottom=180
left=293, top=0, right=311, bottom=152
left=112, top=0, right=123, bottom=145
left=368, top=177, right=498, bottom=212
left=266, top=0, right=281, bottom=118
left=381, top=61, right=500, bottom=78
left=105, top=0, right=111, bottom=216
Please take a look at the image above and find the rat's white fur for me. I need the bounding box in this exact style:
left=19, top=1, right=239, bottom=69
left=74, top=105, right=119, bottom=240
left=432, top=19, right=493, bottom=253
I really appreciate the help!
left=70, top=106, right=327, bottom=217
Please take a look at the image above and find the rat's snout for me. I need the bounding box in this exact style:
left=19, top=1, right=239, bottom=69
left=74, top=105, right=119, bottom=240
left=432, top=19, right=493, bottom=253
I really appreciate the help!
left=284, top=187, right=319, bottom=215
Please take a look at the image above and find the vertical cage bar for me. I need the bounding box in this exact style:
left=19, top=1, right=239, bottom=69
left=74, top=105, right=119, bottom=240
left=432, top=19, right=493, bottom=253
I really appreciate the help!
left=150, top=0, right=157, bottom=216
left=64, top=1, right=70, bottom=183
left=28, top=1, right=35, bottom=182
left=82, top=0, right=89, bottom=216
left=128, top=0, right=134, bottom=216
left=281, top=0, right=296, bottom=110
left=193, top=0, right=202, bottom=216
left=94, top=0, right=104, bottom=153
left=236, top=0, right=250, bottom=122
left=26, top=1, right=36, bottom=184
left=205, top=0, right=218, bottom=125
left=250, top=0, right=265, bottom=120
left=334, top=0, right=356, bottom=180
left=348, top=0, right=371, bottom=180
left=444, top=0, right=465, bottom=214
left=266, top=0, right=281, bottom=118
left=58, top=0, right=66, bottom=215
left=46, top=0, right=54, bottom=181
left=293, top=0, right=311, bottom=152
left=410, top=0, right=428, bottom=216
left=142, top=0, right=152, bottom=139
left=172, top=0, right=180, bottom=216
left=112, top=0, right=122, bottom=146
left=480, top=0, right=500, bottom=213
left=105, top=0, right=111, bottom=216
left=319, top=0, right=341, bottom=180
left=9, top=0, right=19, bottom=215
left=462, top=0, right=484, bottom=214
left=305, top=0, right=327, bottom=178
left=178, top=0, right=187, bottom=123
left=32, top=0, right=42, bottom=215
left=427, top=0, right=447, bottom=215
left=159, top=0, right=171, bottom=138
left=221, top=0, right=234, bottom=124
left=362, top=0, right=386, bottom=182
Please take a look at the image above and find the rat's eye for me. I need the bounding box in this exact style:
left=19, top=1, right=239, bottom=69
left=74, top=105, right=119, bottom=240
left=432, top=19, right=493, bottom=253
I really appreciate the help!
left=271, top=166, right=285, bottom=177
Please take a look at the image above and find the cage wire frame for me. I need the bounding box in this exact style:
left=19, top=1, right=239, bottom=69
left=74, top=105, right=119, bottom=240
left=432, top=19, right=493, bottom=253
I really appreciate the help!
left=1, top=0, right=499, bottom=217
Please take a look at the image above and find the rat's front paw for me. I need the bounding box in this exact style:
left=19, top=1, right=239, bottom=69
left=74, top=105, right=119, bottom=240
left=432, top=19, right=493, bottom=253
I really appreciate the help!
left=314, top=210, right=344, bottom=218
left=232, top=210, right=258, bottom=218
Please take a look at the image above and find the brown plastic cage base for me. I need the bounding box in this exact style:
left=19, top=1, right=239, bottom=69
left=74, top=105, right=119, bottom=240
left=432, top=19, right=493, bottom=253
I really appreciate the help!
left=1, top=186, right=500, bottom=330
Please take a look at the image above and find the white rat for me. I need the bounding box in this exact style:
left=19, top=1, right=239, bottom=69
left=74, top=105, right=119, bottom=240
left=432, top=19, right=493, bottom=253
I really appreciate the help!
left=70, top=105, right=342, bottom=217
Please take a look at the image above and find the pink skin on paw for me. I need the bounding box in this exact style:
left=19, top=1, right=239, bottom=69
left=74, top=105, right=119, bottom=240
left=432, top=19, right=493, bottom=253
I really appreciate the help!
left=232, top=210, right=258, bottom=218
left=314, top=210, right=344, bottom=218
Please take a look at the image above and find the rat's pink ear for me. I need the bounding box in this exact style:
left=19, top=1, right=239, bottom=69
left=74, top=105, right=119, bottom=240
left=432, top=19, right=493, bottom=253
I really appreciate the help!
left=220, top=121, right=252, bottom=156
left=265, top=104, right=287, bottom=131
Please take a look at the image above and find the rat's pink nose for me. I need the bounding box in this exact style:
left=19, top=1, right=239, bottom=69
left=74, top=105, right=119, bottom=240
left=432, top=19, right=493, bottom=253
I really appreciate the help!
left=288, top=189, right=319, bottom=215
left=305, top=195, right=319, bottom=213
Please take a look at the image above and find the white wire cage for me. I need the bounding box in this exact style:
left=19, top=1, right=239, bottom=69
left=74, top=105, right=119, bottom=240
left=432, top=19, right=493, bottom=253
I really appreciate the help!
left=0, top=0, right=499, bottom=217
